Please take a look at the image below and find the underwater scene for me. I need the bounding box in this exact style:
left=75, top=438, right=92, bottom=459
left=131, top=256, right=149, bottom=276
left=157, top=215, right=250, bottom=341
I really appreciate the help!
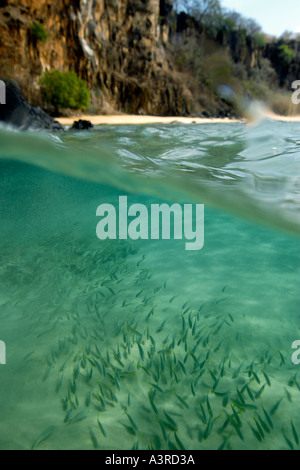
left=0, top=120, right=300, bottom=450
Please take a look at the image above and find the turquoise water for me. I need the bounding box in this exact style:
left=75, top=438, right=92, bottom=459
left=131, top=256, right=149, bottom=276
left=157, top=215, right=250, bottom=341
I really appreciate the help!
left=0, top=120, right=299, bottom=450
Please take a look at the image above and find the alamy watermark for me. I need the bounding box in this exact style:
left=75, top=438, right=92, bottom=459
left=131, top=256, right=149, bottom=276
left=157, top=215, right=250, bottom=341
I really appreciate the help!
left=96, top=196, right=204, bottom=251
left=292, top=340, right=300, bottom=365
left=0, top=340, right=6, bottom=365
left=291, top=81, right=300, bottom=104
left=0, top=80, right=6, bottom=105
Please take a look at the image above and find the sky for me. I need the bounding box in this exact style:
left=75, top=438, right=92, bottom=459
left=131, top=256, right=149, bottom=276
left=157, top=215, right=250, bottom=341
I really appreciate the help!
left=221, top=0, right=300, bottom=37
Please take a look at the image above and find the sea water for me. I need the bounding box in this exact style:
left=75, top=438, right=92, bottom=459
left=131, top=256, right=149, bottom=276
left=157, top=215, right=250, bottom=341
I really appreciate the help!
left=0, top=120, right=299, bottom=450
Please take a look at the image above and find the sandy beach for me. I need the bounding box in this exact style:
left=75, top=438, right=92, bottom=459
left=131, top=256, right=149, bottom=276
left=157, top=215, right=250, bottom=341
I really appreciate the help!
left=56, top=114, right=244, bottom=126
left=56, top=113, right=300, bottom=126
left=264, top=111, right=300, bottom=122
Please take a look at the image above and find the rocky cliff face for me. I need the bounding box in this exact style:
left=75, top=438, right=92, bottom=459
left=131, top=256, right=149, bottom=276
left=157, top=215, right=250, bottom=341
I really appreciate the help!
left=1, top=0, right=293, bottom=117
left=0, top=0, right=193, bottom=115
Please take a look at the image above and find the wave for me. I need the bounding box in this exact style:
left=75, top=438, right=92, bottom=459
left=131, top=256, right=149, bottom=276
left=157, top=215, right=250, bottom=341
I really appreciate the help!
left=0, top=118, right=300, bottom=236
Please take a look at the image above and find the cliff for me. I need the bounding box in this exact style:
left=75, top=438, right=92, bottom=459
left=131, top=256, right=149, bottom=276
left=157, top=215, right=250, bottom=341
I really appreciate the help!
left=0, top=0, right=298, bottom=117
left=0, top=0, right=193, bottom=115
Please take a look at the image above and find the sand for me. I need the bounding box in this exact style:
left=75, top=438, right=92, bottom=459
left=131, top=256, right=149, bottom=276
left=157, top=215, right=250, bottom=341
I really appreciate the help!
left=56, top=113, right=300, bottom=126
left=56, top=115, right=243, bottom=126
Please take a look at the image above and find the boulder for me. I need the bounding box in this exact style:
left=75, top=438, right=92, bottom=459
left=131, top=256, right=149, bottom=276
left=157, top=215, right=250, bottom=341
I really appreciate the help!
left=71, top=119, right=94, bottom=130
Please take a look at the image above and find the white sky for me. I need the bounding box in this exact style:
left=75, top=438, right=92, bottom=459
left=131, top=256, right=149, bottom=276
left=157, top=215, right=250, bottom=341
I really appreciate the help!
left=221, top=0, right=300, bottom=36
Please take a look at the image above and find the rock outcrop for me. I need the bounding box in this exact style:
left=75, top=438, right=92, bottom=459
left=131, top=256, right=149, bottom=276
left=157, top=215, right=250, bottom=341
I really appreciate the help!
left=71, top=119, right=94, bottom=130
left=0, top=79, right=63, bottom=130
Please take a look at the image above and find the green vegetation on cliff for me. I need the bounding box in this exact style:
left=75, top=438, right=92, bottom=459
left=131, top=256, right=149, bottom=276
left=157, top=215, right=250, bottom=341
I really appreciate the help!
left=29, top=22, right=48, bottom=44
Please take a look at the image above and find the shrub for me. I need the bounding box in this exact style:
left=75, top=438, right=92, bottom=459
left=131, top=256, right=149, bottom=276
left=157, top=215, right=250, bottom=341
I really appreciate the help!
left=30, top=22, right=48, bottom=44
left=40, top=70, right=90, bottom=111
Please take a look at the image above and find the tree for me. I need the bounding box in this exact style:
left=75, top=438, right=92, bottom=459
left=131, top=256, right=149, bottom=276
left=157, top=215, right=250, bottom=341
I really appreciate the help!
left=222, top=10, right=262, bottom=36
left=244, top=18, right=261, bottom=36
left=173, top=0, right=222, bottom=31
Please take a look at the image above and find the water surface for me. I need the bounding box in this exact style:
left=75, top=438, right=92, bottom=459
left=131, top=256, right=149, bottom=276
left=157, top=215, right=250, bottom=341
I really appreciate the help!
left=0, top=120, right=299, bottom=450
